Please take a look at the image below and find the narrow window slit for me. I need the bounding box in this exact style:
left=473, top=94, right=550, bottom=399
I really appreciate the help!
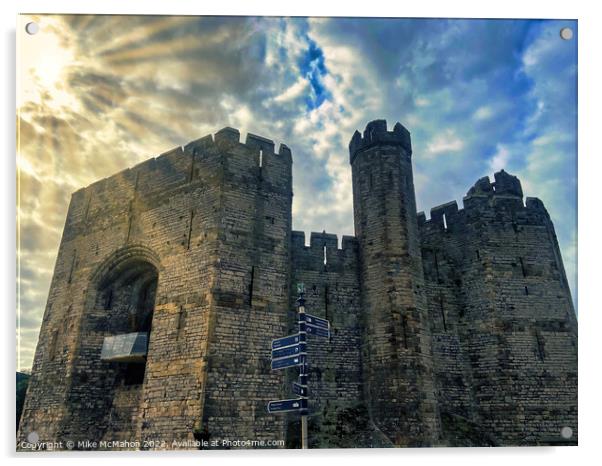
left=323, top=245, right=327, bottom=265
left=188, top=155, right=195, bottom=182
left=439, top=295, right=447, bottom=332
left=442, top=213, right=448, bottom=230
left=249, top=266, right=255, bottom=306
left=186, top=210, right=195, bottom=250
left=48, top=330, right=59, bottom=361
left=324, top=285, right=329, bottom=320
left=535, top=330, right=545, bottom=361
left=68, top=251, right=77, bottom=284
left=177, top=307, right=187, bottom=340
left=126, top=200, right=134, bottom=243
left=259, top=149, right=263, bottom=167
left=519, top=257, right=527, bottom=277
left=402, top=316, right=409, bottom=349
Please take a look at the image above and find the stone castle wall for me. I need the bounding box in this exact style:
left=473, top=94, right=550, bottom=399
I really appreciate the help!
left=289, top=231, right=370, bottom=447
left=419, top=171, right=578, bottom=445
left=18, top=120, right=578, bottom=449
left=197, top=128, right=292, bottom=446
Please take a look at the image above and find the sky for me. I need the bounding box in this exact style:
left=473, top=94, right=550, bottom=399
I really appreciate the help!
left=16, top=15, right=577, bottom=371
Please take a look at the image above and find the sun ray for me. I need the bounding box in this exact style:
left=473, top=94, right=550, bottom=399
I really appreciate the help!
left=101, top=26, right=235, bottom=64
left=94, top=16, right=196, bottom=57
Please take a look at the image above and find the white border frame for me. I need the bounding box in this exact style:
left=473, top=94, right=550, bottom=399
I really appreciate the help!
left=3, top=1, right=600, bottom=465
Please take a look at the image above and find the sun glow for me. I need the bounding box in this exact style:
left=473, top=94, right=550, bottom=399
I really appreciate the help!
left=17, top=15, right=80, bottom=112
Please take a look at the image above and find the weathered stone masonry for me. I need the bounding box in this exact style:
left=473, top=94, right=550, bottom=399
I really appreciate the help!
left=18, top=119, right=577, bottom=449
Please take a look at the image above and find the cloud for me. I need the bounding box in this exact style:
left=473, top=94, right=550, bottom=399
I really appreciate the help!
left=474, top=106, right=493, bottom=121
left=273, top=77, right=309, bottom=103
left=489, top=144, right=511, bottom=172
left=517, top=20, right=578, bottom=306
left=426, top=130, right=465, bottom=156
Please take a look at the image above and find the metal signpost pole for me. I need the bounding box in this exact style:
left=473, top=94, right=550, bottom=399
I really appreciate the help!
left=268, top=283, right=329, bottom=449
left=297, top=284, right=308, bottom=449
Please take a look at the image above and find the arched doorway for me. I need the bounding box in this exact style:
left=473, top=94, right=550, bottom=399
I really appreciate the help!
left=90, top=247, right=160, bottom=442
left=97, top=258, right=158, bottom=384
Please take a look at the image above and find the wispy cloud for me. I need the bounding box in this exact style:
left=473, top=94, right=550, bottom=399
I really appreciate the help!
left=426, top=130, right=465, bottom=156
left=489, top=144, right=511, bottom=172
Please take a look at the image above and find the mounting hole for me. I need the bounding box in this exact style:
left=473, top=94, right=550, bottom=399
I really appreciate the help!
left=560, top=426, right=573, bottom=439
left=25, top=22, right=39, bottom=35
left=560, top=27, right=573, bottom=41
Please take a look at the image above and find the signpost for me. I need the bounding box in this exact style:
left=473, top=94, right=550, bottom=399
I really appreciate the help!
left=267, top=283, right=331, bottom=449
left=271, top=354, right=305, bottom=370
left=267, top=397, right=308, bottom=414
left=271, top=343, right=305, bottom=360
left=272, top=334, right=300, bottom=350
left=292, top=382, right=307, bottom=397
left=303, top=314, right=329, bottom=329
left=305, top=325, right=330, bottom=338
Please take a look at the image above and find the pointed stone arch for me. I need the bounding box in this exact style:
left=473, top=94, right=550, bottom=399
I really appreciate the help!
left=64, top=244, right=163, bottom=443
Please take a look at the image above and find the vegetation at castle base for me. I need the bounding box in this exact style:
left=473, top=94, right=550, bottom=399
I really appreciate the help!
left=16, top=372, right=31, bottom=431
left=286, top=402, right=388, bottom=449
left=439, top=411, right=498, bottom=447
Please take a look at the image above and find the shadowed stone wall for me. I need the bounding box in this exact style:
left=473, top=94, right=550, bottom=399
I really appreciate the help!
left=288, top=231, right=372, bottom=447
left=418, top=171, right=578, bottom=446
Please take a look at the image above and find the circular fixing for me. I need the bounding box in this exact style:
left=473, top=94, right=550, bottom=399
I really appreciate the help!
left=560, top=426, right=573, bottom=439
left=560, top=27, right=573, bottom=40
left=27, top=431, right=40, bottom=443
left=25, top=22, right=39, bottom=35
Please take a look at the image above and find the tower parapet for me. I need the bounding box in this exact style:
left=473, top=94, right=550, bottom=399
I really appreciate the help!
left=349, top=119, right=412, bottom=164
left=465, top=170, right=523, bottom=198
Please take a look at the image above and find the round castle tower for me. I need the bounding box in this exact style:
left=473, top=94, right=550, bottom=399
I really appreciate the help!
left=350, top=120, right=439, bottom=446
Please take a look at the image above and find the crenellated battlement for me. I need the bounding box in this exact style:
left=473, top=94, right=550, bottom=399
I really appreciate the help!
left=193, top=126, right=292, bottom=157
left=465, top=170, right=523, bottom=199
left=291, top=230, right=358, bottom=254
left=291, top=230, right=359, bottom=279
left=418, top=171, right=547, bottom=231
left=418, top=201, right=463, bottom=230
left=349, top=119, right=412, bottom=164
left=73, top=127, right=292, bottom=198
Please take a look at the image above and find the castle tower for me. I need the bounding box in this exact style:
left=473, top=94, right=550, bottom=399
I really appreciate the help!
left=418, top=171, right=578, bottom=445
left=349, top=120, right=439, bottom=446
left=17, top=128, right=293, bottom=449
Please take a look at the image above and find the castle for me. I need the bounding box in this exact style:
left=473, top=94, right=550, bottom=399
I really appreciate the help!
left=17, top=120, right=578, bottom=449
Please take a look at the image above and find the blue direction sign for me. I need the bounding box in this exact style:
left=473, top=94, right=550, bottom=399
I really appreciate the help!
left=304, top=313, right=329, bottom=329
left=306, top=324, right=330, bottom=338
left=292, top=382, right=308, bottom=397
left=272, top=334, right=300, bottom=350
left=272, top=343, right=305, bottom=360
left=267, top=397, right=308, bottom=414
left=271, top=354, right=305, bottom=370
